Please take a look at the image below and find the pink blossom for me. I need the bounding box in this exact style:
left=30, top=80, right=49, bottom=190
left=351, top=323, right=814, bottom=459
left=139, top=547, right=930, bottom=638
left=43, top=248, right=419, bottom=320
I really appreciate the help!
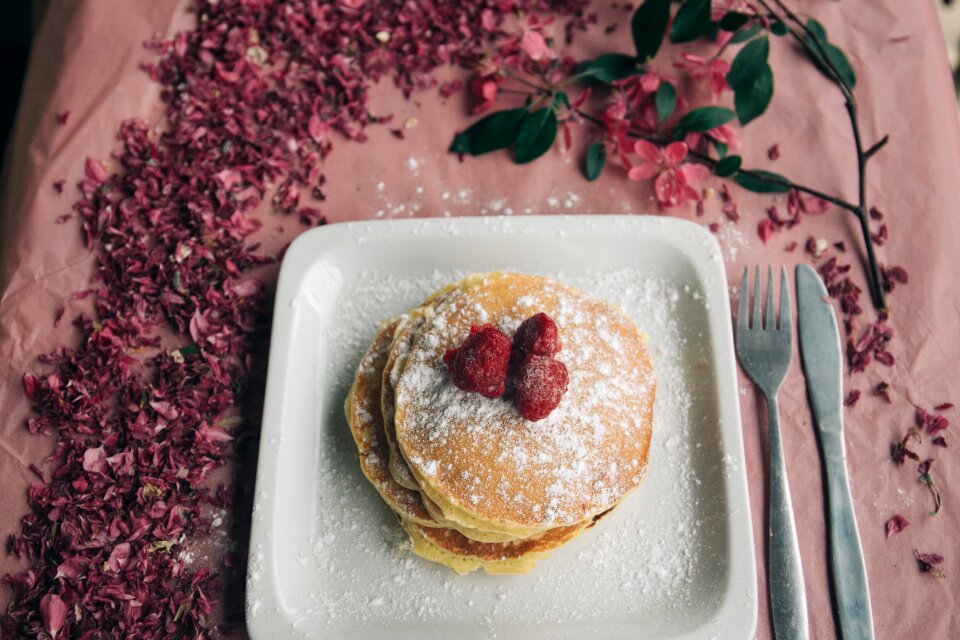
left=675, top=53, right=731, bottom=102
left=520, top=29, right=555, bottom=62
left=686, top=124, right=742, bottom=152
left=628, top=141, right=709, bottom=209
left=470, top=74, right=500, bottom=113
left=639, top=72, right=661, bottom=94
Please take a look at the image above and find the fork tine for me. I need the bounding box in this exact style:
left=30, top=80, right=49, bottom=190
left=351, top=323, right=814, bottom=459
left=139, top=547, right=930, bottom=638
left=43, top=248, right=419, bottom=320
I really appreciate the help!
left=737, top=267, right=749, bottom=330
left=752, top=266, right=762, bottom=330
left=779, top=265, right=790, bottom=334
left=765, top=266, right=775, bottom=330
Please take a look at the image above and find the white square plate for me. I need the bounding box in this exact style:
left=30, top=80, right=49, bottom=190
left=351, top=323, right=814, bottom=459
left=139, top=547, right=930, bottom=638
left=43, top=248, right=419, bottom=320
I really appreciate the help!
left=247, top=215, right=757, bottom=640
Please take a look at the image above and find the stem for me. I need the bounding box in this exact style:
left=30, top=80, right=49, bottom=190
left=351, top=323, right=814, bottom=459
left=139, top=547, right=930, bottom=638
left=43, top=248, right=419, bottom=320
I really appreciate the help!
left=757, top=0, right=886, bottom=311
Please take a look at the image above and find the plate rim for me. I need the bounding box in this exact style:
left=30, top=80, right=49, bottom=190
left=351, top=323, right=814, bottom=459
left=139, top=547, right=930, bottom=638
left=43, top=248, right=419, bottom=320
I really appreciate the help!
left=246, top=214, right=758, bottom=640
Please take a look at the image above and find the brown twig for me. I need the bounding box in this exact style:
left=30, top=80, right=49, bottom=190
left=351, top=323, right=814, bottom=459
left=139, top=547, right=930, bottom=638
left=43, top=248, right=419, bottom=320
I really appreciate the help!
left=760, top=0, right=888, bottom=310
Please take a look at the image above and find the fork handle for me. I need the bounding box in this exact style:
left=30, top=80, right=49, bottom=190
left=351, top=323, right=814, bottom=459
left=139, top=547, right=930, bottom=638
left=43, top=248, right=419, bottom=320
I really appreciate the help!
left=766, top=394, right=810, bottom=640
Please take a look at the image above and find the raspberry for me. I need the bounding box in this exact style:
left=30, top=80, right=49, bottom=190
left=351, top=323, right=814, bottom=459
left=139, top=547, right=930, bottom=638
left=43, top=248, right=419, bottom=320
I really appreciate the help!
left=514, top=354, right=569, bottom=421
left=512, top=312, right=561, bottom=359
left=444, top=324, right=512, bottom=398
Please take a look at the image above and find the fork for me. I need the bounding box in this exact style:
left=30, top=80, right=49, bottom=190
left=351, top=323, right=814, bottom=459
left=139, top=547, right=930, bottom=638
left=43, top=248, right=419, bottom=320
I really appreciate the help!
left=736, top=266, right=809, bottom=640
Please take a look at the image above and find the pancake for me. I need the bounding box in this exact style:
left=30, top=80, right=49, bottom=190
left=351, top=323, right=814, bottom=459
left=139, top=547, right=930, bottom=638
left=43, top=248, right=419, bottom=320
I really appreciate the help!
left=347, top=293, right=528, bottom=542
left=381, top=277, right=487, bottom=491
left=393, top=273, right=656, bottom=537
left=382, top=313, right=431, bottom=491
left=400, top=518, right=586, bottom=575
left=401, top=506, right=616, bottom=575
left=344, top=318, right=436, bottom=527
left=382, top=287, right=531, bottom=543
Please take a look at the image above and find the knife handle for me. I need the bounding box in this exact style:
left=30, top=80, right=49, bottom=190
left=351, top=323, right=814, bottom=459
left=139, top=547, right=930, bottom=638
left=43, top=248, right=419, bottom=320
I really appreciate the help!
left=821, top=430, right=875, bottom=640
left=766, top=394, right=810, bottom=640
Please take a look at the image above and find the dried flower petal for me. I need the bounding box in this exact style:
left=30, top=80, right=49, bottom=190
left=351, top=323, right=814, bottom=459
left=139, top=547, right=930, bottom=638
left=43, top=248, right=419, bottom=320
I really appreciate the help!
left=39, top=594, right=67, bottom=638
left=83, top=157, right=108, bottom=183
left=844, top=389, right=861, bottom=407
left=3, top=1, right=594, bottom=636
left=916, top=407, right=949, bottom=435
left=915, top=550, right=945, bottom=577
left=885, top=514, right=909, bottom=538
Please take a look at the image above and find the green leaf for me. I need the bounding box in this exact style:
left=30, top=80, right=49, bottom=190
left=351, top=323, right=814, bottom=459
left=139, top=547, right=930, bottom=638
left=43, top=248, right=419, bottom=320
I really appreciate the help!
left=670, top=0, right=712, bottom=43
left=770, top=20, right=788, bottom=36
left=714, top=155, right=742, bottom=177
left=803, top=18, right=856, bottom=88
left=727, top=36, right=769, bottom=90
left=713, top=140, right=728, bottom=158
left=672, top=106, right=736, bottom=136
left=731, top=24, right=762, bottom=44
left=733, top=169, right=792, bottom=193
left=514, top=108, right=558, bottom=164
left=577, top=54, right=641, bottom=84
left=719, top=12, right=750, bottom=32
left=449, top=108, right=526, bottom=156
left=551, top=91, right=571, bottom=109
left=655, top=81, right=677, bottom=123
left=734, top=63, right=773, bottom=125
left=632, top=0, right=672, bottom=62
left=584, top=141, right=606, bottom=181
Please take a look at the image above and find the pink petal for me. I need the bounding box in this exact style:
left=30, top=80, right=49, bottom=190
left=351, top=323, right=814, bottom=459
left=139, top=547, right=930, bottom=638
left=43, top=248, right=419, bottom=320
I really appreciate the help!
left=84, top=157, right=108, bottom=183
left=627, top=162, right=660, bottom=181
left=633, top=140, right=662, bottom=163
left=885, top=514, right=909, bottom=538
left=81, top=447, right=108, bottom=474
left=679, top=163, right=710, bottom=184
left=803, top=196, right=830, bottom=214
left=664, top=142, right=689, bottom=167
left=639, top=73, right=661, bottom=93
left=107, top=542, right=131, bottom=572
left=680, top=52, right=706, bottom=66
left=684, top=132, right=703, bottom=149
left=308, top=115, right=329, bottom=143
left=520, top=31, right=554, bottom=62
left=655, top=172, right=684, bottom=208
left=40, top=593, right=68, bottom=638
left=229, top=279, right=263, bottom=297
left=758, top=218, right=776, bottom=244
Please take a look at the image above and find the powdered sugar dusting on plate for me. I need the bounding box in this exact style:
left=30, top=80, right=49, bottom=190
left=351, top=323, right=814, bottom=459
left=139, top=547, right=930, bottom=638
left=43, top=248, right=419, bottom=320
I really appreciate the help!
left=278, top=266, right=730, bottom=628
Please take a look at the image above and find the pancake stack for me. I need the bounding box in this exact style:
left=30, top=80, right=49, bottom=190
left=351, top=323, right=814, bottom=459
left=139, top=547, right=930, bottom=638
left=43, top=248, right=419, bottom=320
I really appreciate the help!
left=345, top=273, right=656, bottom=574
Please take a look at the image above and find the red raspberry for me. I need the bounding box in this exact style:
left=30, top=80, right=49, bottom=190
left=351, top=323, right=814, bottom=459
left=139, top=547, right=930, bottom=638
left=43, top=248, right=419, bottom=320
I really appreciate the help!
left=512, top=312, right=561, bottom=359
left=514, top=354, right=569, bottom=421
left=443, top=324, right=512, bottom=398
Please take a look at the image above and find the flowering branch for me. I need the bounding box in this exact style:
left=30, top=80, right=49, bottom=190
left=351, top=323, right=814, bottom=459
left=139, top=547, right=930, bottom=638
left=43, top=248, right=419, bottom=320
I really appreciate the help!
left=449, top=0, right=891, bottom=311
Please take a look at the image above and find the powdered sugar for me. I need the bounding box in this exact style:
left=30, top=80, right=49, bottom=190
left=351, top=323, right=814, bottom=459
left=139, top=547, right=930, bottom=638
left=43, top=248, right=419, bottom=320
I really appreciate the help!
left=290, top=266, right=729, bottom=629
left=394, top=275, right=652, bottom=526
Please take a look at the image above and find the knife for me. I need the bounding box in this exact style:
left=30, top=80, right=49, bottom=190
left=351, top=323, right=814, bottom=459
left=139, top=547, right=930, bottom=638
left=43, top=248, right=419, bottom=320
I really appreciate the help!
left=796, top=264, right=875, bottom=640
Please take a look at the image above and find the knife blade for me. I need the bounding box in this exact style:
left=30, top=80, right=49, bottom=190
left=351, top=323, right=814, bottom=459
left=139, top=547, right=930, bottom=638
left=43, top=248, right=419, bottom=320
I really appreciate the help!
left=796, top=264, right=875, bottom=640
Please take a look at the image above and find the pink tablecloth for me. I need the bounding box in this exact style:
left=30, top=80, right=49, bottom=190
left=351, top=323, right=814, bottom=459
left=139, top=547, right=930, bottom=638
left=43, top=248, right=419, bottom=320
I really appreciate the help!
left=2, top=1, right=959, bottom=637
